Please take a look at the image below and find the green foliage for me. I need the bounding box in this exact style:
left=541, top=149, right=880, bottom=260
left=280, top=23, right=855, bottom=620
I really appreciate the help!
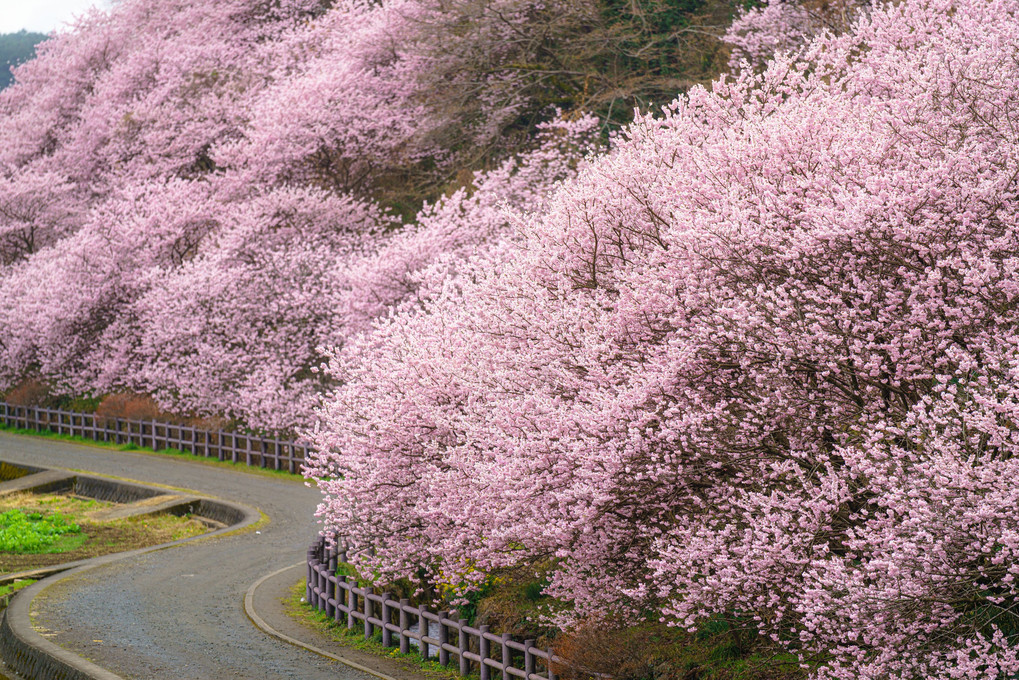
left=0, top=508, right=82, bottom=553
left=602, top=0, right=707, bottom=32
left=55, top=394, right=104, bottom=413
left=0, top=31, right=46, bottom=90
left=523, top=577, right=548, bottom=602
left=600, top=0, right=710, bottom=82
left=556, top=619, right=804, bottom=680
left=455, top=579, right=495, bottom=626
left=334, top=561, right=360, bottom=578
left=0, top=578, right=35, bottom=598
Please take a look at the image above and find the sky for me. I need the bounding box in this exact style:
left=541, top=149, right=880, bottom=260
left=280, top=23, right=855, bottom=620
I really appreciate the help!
left=0, top=0, right=114, bottom=34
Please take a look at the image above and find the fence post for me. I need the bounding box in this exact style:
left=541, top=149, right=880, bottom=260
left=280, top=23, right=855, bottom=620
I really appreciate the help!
left=325, top=571, right=336, bottom=619
left=364, top=591, right=373, bottom=639
left=325, top=546, right=337, bottom=619
left=335, top=575, right=346, bottom=624
left=319, top=561, right=328, bottom=611
left=502, top=633, right=511, bottom=680
left=524, top=640, right=535, bottom=680
left=438, top=611, right=450, bottom=667
left=399, top=599, right=410, bottom=654
left=328, top=548, right=338, bottom=573
left=547, top=647, right=556, bottom=680
left=347, top=586, right=356, bottom=629
left=479, top=625, right=490, bottom=680
left=419, top=608, right=429, bottom=659
left=306, top=545, right=315, bottom=603
left=381, top=593, right=393, bottom=647
left=458, top=617, right=469, bottom=676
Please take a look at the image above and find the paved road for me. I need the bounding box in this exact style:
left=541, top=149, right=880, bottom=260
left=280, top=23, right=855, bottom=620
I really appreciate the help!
left=0, top=431, right=371, bottom=680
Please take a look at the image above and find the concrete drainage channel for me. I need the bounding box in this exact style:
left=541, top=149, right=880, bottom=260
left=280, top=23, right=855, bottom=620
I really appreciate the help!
left=0, top=460, right=259, bottom=680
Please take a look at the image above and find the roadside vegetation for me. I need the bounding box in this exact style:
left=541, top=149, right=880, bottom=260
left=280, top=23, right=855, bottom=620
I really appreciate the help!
left=285, top=579, right=465, bottom=680
left=0, top=507, right=82, bottom=553
left=0, top=493, right=207, bottom=574
left=296, top=561, right=805, bottom=680
left=0, top=578, right=33, bottom=599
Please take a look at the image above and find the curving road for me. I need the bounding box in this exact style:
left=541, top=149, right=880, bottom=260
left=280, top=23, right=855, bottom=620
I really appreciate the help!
left=0, top=431, right=370, bottom=680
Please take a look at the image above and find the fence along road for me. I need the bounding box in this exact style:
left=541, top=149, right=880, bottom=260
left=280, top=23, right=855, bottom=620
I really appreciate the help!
left=0, top=431, right=372, bottom=680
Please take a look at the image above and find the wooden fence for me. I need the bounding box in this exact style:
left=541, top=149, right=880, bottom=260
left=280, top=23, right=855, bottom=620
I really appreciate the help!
left=307, top=536, right=564, bottom=680
left=2, top=400, right=570, bottom=678
left=0, top=402, right=307, bottom=474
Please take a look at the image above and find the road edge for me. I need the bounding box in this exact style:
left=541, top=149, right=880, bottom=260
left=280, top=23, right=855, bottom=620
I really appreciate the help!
left=244, top=563, right=402, bottom=680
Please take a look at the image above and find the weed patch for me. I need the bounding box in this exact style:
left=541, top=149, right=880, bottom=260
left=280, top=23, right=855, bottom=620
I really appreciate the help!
left=0, top=509, right=82, bottom=553
left=0, top=493, right=207, bottom=574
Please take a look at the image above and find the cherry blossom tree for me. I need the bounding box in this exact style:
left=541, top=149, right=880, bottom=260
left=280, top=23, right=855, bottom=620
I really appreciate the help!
left=110, top=186, right=388, bottom=431
left=0, top=0, right=607, bottom=424
left=0, top=169, right=84, bottom=264
left=0, top=0, right=609, bottom=430
left=724, top=0, right=862, bottom=69
left=0, top=178, right=221, bottom=392
left=306, top=0, right=1019, bottom=676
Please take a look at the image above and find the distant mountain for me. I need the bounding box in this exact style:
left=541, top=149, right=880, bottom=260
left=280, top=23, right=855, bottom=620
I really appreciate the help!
left=0, top=31, right=47, bottom=90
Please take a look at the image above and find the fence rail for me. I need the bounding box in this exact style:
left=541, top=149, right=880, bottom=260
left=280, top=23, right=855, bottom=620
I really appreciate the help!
left=0, top=402, right=308, bottom=474
left=307, top=536, right=563, bottom=680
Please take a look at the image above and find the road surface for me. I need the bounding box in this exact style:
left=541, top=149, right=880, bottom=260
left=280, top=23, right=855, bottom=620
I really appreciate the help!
left=0, top=431, right=370, bottom=680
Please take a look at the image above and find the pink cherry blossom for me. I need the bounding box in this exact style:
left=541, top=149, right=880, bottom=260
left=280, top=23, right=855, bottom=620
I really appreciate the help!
left=306, top=0, right=1019, bottom=676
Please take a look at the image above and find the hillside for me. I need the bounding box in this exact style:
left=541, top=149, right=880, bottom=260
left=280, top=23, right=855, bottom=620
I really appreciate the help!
left=0, top=31, right=46, bottom=90
left=0, top=0, right=741, bottom=430
left=5, top=0, right=1019, bottom=678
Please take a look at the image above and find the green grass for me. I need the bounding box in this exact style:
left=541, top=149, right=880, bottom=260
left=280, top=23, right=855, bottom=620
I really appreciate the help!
left=0, top=508, right=83, bottom=553
left=0, top=578, right=35, bottom=598
left=0, top=422, right=303, bottom=482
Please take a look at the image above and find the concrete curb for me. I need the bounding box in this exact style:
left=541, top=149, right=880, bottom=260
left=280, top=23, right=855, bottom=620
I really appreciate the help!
left=0, top=463, right=261, bottom=680
left=244, top=563, right=401, bottom=680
